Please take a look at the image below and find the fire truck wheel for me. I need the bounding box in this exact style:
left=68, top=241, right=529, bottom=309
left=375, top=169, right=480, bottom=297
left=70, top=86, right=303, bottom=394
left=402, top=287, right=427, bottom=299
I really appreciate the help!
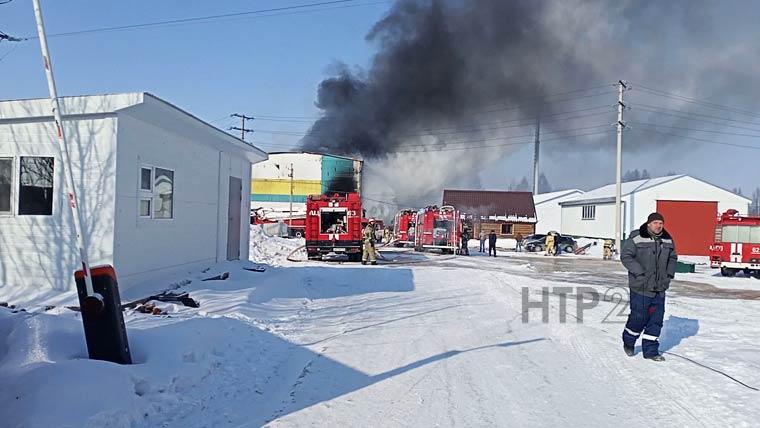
left=294, top=231, right=303, bottom=238
left=743, top=268, right=752, bottom=277
left=720, top=267, right=738, bottom=277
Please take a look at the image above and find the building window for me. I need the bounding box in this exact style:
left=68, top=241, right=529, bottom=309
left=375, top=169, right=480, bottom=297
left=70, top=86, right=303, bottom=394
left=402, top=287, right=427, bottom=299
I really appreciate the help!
left=0, top=158, right=12, bottom=214
left=139, top=165, right=174, bottom=219
left=18, top=157, right=54, bottom=215
left=140, top=167, right=153, bottom=191
left=582, top=205, right=595, bottom=220
left=139, top=199, right=152, bottom=218
left=501, top=223, right=513, bottom=235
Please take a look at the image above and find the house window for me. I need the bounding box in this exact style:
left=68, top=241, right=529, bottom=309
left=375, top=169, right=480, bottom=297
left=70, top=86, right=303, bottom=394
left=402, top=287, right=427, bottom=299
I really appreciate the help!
left=139, top=165, right=174, bottom=219
left=501, top=223, right=513, bottom=235
left=0, top=158, right=12, bottom=214
left=582, top=205, right=596, bottom=220
left=18, top=157, right=54, bottom=215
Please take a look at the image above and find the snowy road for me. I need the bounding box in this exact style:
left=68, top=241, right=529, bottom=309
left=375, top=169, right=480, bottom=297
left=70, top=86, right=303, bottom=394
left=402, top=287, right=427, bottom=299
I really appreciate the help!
left=238, top=258, right=759, bottom=427
left=2, top=233, right=759, bottom=427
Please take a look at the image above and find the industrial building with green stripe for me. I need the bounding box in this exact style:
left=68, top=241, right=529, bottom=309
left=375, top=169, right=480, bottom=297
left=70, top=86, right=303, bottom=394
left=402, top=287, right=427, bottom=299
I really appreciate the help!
left=251, top=152, right=363, bottom=223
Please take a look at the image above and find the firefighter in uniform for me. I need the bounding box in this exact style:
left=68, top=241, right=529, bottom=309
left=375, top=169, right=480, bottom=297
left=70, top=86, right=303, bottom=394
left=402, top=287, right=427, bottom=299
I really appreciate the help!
left=603, top=239, right=614, bottom=260
left=384, top=226, right=393, bottom=245
left=545, top=232, right=556, bottom=256
left=362, top=219, right=377, bottom=265
left=460, top=227, right=470, bottom=256
left=620, top=212, right=677, bottom=362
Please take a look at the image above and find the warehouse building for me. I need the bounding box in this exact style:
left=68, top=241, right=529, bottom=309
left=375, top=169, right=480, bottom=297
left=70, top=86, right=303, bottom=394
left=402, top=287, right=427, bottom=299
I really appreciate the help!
left=559, top=175, right=750, bottom=255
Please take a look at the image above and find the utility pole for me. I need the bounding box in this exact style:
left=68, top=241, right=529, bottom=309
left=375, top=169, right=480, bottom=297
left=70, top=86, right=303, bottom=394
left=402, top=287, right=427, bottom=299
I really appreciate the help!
left=533, top=114, right=541, bottom=194
left=230, top=113, right=254, bottom=141
left=615, top=80, right=627, bottom=256
left=32, top=0, right=98, bottom=302
left=288, top=163, right=294, bottom=230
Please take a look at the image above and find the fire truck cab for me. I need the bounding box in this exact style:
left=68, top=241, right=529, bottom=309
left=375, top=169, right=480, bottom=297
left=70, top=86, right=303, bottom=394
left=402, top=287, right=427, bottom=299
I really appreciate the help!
left=710, top=209, right=760, bottom=277
left=305, top=193, right=363, bottom=261
left=393, top=209, right=418, bottom=247
left=413, top=205, right=461, bottom=254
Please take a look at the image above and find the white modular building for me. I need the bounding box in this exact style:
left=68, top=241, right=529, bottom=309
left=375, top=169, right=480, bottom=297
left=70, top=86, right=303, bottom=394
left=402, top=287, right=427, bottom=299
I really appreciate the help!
left=0, top=93, right=267, bottom=300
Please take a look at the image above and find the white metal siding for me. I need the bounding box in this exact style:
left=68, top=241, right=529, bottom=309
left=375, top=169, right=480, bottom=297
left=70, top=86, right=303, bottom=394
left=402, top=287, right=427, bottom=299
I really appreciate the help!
left=535, top=191, right=583, bottom=234
left=0, top=119, right=117, bottom=295
left=113, top=111, right=253, bottom=289
left=561, top=202, right=625, bottom=239
left=631, top=176, right=749, bottom=230
left=560, top=175, right=750, bottom=239
left=252, top=153, right=323, bottom=181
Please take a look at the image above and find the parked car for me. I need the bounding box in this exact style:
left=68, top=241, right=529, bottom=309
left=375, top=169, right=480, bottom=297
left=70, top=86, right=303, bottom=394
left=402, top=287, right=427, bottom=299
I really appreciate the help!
left=524, top=233, right=577, bottom=253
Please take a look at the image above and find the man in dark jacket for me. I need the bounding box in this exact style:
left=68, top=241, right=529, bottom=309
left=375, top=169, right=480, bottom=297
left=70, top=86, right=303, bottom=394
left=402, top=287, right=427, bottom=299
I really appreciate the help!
left=620, top=212, right=677, bottom=362
left=461, top=228, right=470, bottom=256
left=488, top=230, right=498, bottom=257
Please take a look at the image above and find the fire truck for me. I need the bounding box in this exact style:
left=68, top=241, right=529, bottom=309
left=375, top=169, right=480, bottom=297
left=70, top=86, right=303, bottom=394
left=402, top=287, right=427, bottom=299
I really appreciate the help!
left=413, top=205, right=461, bottom=254
left=305, top=193, right=364, bottom=261
left=392, top=209, right=418, bottom=247
left=709, top=209, right=760, bottom=277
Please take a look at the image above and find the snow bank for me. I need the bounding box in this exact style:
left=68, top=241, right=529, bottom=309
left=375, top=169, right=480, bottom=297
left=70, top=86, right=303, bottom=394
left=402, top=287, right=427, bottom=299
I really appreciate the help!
left=0, top=303, right=295, bottom=428
left=249, top=225, right=303, bottom=266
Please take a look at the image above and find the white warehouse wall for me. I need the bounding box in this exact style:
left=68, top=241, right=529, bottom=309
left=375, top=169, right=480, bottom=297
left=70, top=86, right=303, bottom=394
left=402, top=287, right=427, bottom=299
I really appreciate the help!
left=534, top=190, right=584, bottom=234
left=0, top=117, right=118, bottom=298
left=628, top=176, right=750, bottom=233
left=561, top=202, right=626, bottom=239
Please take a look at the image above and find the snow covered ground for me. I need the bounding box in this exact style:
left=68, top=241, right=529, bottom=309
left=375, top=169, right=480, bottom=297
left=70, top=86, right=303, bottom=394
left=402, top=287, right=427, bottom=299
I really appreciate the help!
left=1, top=226, right=759, bottom=427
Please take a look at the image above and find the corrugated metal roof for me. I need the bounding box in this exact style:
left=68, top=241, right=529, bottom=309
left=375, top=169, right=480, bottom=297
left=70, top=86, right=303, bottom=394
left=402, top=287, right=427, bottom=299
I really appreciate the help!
left=560, top=175, right=685, bottom=205
left=533, top=189, right=584, bottom=205
left=442, top=189, right=536, bottom=217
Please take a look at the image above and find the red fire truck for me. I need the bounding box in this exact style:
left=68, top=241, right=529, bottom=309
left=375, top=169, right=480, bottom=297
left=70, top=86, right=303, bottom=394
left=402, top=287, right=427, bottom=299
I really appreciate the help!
left=709, top=209, right=760, bottom=277
left=413, top=205, right=461, bottom=254
left=305, top=193, right=364, bottom=261
left=393, top=209, right=418, bottom=247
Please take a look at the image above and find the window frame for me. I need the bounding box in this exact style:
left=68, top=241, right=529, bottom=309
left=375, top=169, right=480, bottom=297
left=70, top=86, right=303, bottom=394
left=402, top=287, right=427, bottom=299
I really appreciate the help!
left=0, top=157, right=13, bottom=216
left=581, top=205, right=596, bottom=220
left=139, top=167, right=153, bottom=192
left=501, top=223, right=513, bottom=235
left=138, top=164, right=175, bottom=220
left=18, top=156, right=55, bottom=217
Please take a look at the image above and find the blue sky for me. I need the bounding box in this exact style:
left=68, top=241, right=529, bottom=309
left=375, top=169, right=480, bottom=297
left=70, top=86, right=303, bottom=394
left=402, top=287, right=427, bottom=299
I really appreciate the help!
left=0, top=0, right=391, bottom=152
left=1, top=0, right=759, bottom=197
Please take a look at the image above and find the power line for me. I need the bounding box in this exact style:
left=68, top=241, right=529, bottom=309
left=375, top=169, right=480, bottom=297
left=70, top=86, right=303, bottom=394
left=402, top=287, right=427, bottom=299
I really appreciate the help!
left=391, top=130, right=615, bottom=153
left=628, top=122, right=760, bottom=138
left=630, top=105, right=760, bottom=133
left=633, top=128, right=760, bottom=151
left=249, top=124, right=614, bottom=154
left=629, top=102, right=760, bottom=128
left=633, top=83, right=760, bottom=119
left=291, top=123, right=614, bottom=152
left=250, top=117, right=317, bottom=123
left=248, top=84, right=616, bottom=122
left=0, top=30, right=23, bottom=42
left=253, top=114, right=321, bottom=120
left=471, top=90, right=617, bottom=115
left=254, top=106, right=615, bottom=139
left=20, top=0, right=386, bottom=40
left=0, top=42, right=21, bottom=63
